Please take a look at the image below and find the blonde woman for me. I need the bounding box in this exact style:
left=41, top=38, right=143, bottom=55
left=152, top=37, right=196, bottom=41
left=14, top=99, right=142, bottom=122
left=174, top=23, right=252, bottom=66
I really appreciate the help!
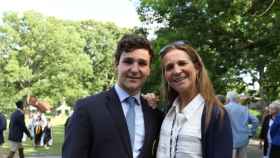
left=157, top=41, right=232, bottom=158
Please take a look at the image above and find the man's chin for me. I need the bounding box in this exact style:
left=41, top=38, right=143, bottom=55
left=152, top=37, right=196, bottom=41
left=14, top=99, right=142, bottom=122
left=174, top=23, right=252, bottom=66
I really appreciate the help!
left=126, top=86, right=142, bottom=95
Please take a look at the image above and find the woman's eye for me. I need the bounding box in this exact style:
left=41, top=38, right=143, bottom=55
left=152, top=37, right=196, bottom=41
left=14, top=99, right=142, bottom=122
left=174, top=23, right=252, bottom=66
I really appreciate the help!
left=178, top=61, right=187, bottom=66
left=165, top=64, right=173, bottom=71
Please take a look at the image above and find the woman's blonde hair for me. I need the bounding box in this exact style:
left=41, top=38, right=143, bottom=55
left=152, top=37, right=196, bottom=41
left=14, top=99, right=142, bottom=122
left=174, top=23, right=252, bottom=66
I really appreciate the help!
left=160, top=41, right=224, bottom=128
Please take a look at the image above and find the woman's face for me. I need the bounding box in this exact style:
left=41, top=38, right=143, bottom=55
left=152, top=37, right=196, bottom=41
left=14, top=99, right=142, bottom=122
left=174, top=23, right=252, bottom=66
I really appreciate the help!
left=162, top=49, right=199, bottom=95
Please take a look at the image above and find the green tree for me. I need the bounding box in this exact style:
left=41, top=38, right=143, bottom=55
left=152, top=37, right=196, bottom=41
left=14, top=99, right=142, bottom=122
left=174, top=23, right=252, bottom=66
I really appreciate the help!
left=137, top=0, right=280, bottom=100
left=0, top=11, right=93, bottom=111
left=0, top=11, right=128, bottom=113
left=76, top=20, right=129, bottom=92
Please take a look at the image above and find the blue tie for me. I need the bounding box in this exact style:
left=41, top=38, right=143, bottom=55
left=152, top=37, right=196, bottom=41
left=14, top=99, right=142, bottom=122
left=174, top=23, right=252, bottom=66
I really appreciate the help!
left=125, top=96, right=136, bottom=148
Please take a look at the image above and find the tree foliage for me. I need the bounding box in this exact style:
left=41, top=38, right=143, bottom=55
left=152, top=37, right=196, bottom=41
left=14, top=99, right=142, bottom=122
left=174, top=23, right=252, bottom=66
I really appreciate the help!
left=0, top=11, right=128, bottom=113
left=75, top=20, right=129, bottom=92
left=138, top=0, right=280, bottom=101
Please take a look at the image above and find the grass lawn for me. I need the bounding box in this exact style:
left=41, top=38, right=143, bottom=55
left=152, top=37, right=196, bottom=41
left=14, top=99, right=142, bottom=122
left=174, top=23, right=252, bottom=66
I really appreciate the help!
left=0, top=115, right=67, bottom=156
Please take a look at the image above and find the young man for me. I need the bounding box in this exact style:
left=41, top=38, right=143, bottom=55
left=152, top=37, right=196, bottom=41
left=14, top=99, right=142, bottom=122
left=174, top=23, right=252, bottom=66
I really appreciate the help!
left=7, top=100, right=32, bottom=158
left=62, top=34, right=163, bottom=158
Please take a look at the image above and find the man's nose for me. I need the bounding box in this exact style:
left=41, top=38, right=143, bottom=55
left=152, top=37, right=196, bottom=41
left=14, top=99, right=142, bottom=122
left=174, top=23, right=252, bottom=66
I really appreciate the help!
left=130, top=63, right=140, bottom=72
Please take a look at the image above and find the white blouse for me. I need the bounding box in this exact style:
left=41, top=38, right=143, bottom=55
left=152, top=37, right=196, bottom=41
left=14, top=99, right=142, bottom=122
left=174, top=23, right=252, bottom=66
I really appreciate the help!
left=157, top=94, right=205, bottom=158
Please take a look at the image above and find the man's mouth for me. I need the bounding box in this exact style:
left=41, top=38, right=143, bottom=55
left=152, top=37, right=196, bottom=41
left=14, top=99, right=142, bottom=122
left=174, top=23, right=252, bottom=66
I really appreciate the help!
left=127, top=76, right=141, bottom=80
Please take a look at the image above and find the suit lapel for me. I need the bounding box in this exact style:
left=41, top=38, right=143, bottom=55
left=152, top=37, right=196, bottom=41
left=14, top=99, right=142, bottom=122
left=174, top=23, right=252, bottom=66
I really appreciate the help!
left=139, top=97, right=152, bottom=157
left=105, top=88, right=133, bottom=158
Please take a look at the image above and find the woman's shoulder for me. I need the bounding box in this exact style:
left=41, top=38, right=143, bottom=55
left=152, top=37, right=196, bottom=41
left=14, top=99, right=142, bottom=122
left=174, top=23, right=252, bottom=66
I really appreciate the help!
left=207, top=105, right=231, bottom=127
left=209, top=105, right=225, bottom=117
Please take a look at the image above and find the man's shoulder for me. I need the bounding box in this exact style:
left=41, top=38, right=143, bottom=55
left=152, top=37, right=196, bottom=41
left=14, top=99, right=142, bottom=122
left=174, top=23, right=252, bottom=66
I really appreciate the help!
left=81, top=90, right=108, bottom=101
left=12, top=110, right=22, bottom=116
left=9, top=110, right=22, bottom=121
left=74, top=89, right=113, bottom=110
left=225, top=102, right=243, bottom=109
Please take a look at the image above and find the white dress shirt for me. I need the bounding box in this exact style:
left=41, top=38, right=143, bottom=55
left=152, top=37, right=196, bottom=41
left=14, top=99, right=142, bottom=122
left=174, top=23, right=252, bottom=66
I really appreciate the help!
left=114, top=84, right=145, bottom=158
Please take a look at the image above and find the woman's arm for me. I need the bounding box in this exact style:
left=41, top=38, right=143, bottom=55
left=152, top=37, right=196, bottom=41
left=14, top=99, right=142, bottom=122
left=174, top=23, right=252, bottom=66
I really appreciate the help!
left=213, top=109, right=233, bottom=158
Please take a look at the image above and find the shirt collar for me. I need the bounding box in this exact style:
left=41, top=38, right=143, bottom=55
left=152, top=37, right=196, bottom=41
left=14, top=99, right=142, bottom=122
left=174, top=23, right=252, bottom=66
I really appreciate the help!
left=114, top=84, right=141, bottom=105
left=17, top=108, right=24, bottom=113
left=172, top=94, right=205, bottom=120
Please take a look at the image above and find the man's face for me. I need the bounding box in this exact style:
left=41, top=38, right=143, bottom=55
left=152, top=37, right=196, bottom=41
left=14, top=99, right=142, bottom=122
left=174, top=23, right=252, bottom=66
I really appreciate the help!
left=116, top=49, right=151, bottom=95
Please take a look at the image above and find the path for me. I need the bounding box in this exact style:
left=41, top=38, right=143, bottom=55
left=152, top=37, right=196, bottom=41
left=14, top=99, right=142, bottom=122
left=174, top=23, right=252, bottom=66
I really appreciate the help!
left=1, top=140, right=263, bottom=158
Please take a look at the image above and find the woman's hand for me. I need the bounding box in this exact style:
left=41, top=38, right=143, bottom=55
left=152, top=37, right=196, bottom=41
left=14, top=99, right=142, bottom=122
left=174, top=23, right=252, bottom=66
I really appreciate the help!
left=142, top=93, right=159, bottom=109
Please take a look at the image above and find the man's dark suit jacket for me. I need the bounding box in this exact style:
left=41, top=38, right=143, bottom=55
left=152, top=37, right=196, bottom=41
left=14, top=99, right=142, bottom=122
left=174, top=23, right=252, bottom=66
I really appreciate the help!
left=8, top=109, right=31, bottom=142
left=62, top=88, right=163, bottom=158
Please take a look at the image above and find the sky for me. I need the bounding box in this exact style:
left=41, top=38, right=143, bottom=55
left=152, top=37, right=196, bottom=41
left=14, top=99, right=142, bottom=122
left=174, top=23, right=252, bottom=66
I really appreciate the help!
left=0, top=0, right=141, bottom=28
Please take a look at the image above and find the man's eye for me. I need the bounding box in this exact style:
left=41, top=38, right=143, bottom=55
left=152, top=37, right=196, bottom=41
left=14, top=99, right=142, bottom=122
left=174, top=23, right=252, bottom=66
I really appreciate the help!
left=123, top=59, right=134, bottom=65
left=138, top=60, right=148, bottom=66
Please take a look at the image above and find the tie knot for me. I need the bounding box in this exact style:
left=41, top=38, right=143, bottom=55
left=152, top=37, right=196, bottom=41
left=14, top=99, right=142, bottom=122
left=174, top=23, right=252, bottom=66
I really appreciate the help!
left=125, top=96, right=137, bottom=106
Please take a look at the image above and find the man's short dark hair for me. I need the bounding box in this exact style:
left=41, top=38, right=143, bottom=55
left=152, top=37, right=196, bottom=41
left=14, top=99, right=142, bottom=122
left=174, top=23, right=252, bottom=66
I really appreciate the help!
left=16, top=100, right=24, bottom=109
left=115, top=34, right=154, bottom=65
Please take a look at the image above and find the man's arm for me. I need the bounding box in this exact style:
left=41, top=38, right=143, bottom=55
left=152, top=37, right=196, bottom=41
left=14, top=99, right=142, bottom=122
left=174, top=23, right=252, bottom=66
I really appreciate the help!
left=62, top=101, right=93, bottom=158
left=0, top=114, right=6, bottom=130
left=213, top=109, right=233, bottom=158
left=248, top=113, right=259, bottom=137
left=18, top=113, right=31, bottom=138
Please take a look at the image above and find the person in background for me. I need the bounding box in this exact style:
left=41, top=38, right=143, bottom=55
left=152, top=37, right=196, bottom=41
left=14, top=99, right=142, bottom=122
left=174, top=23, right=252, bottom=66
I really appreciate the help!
left=269, top=100, right=280, bottom=158
left=216, top=94, right=226, bottom=105
left=42, top=118, right=53, bottom=148
left=62, top=34, right=163, bottom=158
left=0, top=112, right=7, bottom=145
left=259, top=100, right=280, bottom=158
left=157, top=40, right=232, bottom=158
left=7, top=100, right=32, bottom=158
left=28, top=113, right=37, bottom=146
left=225, top=91, right=259, bottom=158
left=34, top=112, right=43, bottom=146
